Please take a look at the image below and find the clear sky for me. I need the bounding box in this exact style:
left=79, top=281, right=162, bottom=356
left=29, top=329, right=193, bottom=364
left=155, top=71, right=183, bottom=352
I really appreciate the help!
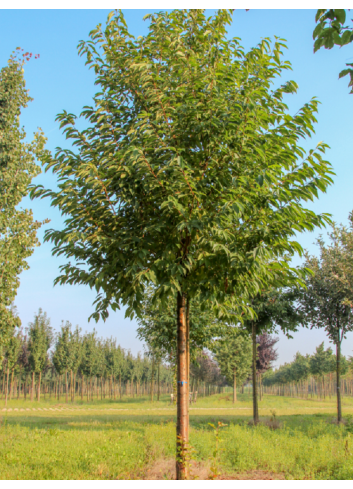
left=1, top=9, right=352, bottom=366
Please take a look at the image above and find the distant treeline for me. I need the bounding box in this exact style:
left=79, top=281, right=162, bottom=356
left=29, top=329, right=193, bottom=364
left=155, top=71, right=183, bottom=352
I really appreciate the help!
left=1, top=309, right=228, bottom=405
left=263, top=342, right=353, bottom=398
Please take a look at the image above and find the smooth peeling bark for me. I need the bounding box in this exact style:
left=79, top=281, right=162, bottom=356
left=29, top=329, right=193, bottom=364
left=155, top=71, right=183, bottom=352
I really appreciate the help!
left=252, top=322, right=259, bottom=425
left=336, top=331, right=342, bottom=423
left=186, top=296, right=190, bottom=413
left=176, top=291, right=188, bottom=480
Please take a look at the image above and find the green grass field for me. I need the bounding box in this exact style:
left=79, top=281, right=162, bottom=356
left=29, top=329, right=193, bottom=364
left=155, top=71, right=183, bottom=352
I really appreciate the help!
left=1, top=393, right=353, bottom=479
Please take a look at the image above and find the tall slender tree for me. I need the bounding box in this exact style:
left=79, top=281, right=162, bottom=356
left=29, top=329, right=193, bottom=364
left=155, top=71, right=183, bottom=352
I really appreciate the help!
left=0, top=51, right=48, bottom=364
left=243, top=288, right=304, bottom=424
left=298, top=215, right=353, bottom=422
left=32, top=10, right=333, bottom=478
left=27, top=309, right=53, bottom=402
left=213, top=328, right=252, bottom=403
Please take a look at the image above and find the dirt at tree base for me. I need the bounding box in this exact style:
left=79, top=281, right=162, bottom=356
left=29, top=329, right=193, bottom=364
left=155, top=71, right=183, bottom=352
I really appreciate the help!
left=142, top=458, right=286, bottom=480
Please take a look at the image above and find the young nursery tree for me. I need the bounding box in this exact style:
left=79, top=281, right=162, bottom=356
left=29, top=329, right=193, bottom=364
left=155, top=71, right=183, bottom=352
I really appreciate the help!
left=27, top=309, right=53, bottom=402
left=32, top=9, right=333, bottom=478
left=243, top=288, right=304, bottom=424
left=213, top=327, right=252, bottom=402
left=52, top=321, right=80, bottom=403
left=0, top=52, right=48, bottom=364
left=4, top=327, right=22, bottom=406
left=298, top=216, right=353, bottom=422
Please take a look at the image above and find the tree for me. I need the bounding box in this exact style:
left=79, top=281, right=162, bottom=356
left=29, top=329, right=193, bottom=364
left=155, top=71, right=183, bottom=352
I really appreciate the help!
left=257, top=333, right=278, bottom=373
left=4, top=327, right=22, bottom=406
left=0, top=51, right=48, bottom=364
left=52, top=321, right=81, bottom=403
left=32, top=10, right=333, bottom=478
left=298, top=215, right=353, bottom=422
left=243, top=288, right=304, bottom=424
left=80, top=331, right=99, bottom=402
left=213, top=327, right=252, bottom=403
left=256, top=332, right=279, bottom=400
left=27, top=309, right=53, bottom=402
left=313, top=9, right=353, bottom=93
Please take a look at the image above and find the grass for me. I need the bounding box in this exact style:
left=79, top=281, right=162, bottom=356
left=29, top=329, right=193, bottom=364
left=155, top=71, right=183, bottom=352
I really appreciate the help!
left=1, top=393, right=353, bottom=479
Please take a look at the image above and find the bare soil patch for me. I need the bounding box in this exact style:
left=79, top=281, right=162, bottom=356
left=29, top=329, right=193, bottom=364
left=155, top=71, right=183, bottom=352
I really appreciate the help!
left=142, top=458, right=285, bottom=480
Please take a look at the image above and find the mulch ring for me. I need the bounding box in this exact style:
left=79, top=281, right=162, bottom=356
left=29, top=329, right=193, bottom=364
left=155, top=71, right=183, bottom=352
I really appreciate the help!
left=142, top=458, right=285, bottom=480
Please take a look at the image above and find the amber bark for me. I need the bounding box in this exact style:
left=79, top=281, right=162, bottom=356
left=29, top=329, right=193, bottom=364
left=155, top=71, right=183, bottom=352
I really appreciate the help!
left=252, top=322, right=259, bottom=424
left=176, top=292, right=188, bottom=480
left=336, top=330, right=342, bottom=423
left=186, top=296, right=190, bottom=412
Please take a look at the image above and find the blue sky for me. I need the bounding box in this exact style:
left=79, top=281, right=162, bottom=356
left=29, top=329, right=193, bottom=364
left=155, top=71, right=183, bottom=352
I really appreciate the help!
left=1, top=9, right=352, bottom=366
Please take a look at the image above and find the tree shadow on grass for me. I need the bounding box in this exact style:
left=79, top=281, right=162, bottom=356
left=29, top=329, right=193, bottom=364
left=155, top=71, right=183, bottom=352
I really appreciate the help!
left=1, top=412, right=336, bottom=433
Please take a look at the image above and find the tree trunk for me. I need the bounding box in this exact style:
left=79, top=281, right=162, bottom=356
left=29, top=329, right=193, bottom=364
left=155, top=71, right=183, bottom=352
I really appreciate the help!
left=37, top=371, right=42, bottom=402
left=5, top=367, right=9, bottom=407
left=186, top=296, right=190, bottom=411
left=65, top=370, right=68, bottom=403
left=176, top=291, right=188, bottom=480
left=119, top=374, right=122, bottom=400
left=157, top=363, right=160, bottom=401
left=252, top=322, right=259, bottom=425
left=9, top=370, right=14, bottom=401
left=233, top=370, right=237, bottom=403
left=336, top=333, right=342, bottom=423
left=151, top=357, right=155, bottom=402
left=31, top=371, right=35, bottom=402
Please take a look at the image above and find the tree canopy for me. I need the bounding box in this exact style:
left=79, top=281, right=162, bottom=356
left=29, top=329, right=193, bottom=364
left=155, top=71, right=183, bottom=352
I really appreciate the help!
left=314, top=9, right=353, bottom=93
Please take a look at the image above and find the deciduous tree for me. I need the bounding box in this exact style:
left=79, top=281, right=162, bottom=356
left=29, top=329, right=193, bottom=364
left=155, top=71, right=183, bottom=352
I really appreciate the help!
left=298, top=218, right=353, bottom=421
left=213, top=327, right=252, bottom=402
left=32, top=9, right=333, bottom=478
left=0, top=52, right=48, bottom=363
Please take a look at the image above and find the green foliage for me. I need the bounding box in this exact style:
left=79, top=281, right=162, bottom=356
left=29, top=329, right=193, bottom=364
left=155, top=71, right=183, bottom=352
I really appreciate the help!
left=314, top=9, right=353, bottom=93
left=298, top=215, right=353, bottom=345
left=4, top=326, right=22, bottom=373
left=137, top=287, right=225, bottom=362
left=27, top=309, right=53, bottom=374
left=52, top=322, right=82, bottom=375
left=0, top=52, right=48, bottom=364
left=213, top=327, right=252, bottom=385
left=32, top=9, right=333, bottom=325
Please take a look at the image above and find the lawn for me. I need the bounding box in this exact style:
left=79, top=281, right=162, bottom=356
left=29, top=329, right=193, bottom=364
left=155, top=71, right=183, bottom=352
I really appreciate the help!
left=1, top=393, right=353, bottom=479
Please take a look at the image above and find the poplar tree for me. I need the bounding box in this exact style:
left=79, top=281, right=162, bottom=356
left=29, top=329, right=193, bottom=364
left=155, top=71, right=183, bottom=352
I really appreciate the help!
left=0, top=51, right=48, bottom=364
left=52, top=321, right=79, bottom=403
left=32, top=10, right=333, bottom=478
left=213, top=328, right=252, bottom=402
left=27, top=309, right=53, bottom=402
left=4, top=327, right=22, bottom=406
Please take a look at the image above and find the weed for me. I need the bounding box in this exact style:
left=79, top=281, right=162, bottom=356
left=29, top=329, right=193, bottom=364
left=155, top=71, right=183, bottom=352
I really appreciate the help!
left=208, top=421, right=227, bottom=480
left=264, top=410, right=282, bottom=430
